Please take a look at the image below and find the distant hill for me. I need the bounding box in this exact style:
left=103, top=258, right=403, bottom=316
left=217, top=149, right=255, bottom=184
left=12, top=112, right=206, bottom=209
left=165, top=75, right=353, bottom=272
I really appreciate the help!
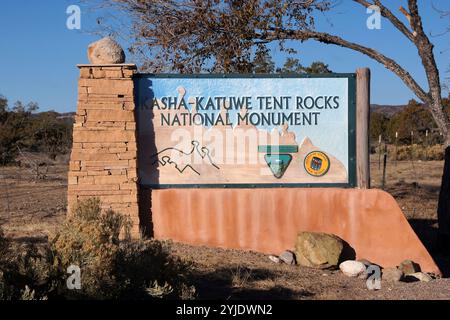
left=56, top=112, right=76, bottom=121
left=370, top=104, right=406, bottom=117
left=29, top=111, right=75, bottom=121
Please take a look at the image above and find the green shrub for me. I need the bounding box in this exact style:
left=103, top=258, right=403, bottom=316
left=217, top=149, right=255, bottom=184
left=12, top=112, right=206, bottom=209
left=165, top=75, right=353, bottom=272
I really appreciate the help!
left=52, top=198, right=195, bottom=300
left=115, top=239, right=196, bottom=299
left=1, top=199, right=196, bottom=300
left=426, top=144, right=445, bottom=161
left=0, top=227, right=8, bottom=299
left=0, top=228, right=8, bottom=256
left=0, top=227, right=60, bottom=300
left=0, top=96, right=73, bottom=165
left=52, top=198, right=131, bottom=299
left=389, top=144, right=444, bottom=161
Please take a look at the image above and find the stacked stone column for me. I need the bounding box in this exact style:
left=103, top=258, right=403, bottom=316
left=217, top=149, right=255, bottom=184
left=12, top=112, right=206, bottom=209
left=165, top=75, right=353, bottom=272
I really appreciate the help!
left=67, top=64, right=140, bottom=237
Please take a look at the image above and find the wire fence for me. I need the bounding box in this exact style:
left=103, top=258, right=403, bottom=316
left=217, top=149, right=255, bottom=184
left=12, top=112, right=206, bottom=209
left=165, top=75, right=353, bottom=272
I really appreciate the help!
left=371, top=130, right=446, bottom=190
left=0, top=132, right=446, bottom=219
left=0, top=153, right=69, bottom=225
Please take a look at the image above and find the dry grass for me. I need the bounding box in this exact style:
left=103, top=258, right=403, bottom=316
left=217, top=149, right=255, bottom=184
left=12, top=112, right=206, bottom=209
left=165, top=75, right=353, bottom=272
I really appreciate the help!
left=382, top=144, right=445, bottom=161
left=370, top=155, right=442, bottom=221
left=230, top=265, right=253, bottom=288
left=0, top=160, right=67, bottom=241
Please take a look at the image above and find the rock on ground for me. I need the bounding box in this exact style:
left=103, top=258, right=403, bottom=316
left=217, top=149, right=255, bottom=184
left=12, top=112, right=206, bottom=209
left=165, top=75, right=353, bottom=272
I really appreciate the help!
left=295, top=232, right=344, bottom=269
left=279, top=250, right=296, bottom=265
left=268, top=255, right=280, bottom=264
left=409, top=272, right=433, bottom=282
left=87, top=37, right=125, bottom=64
left=339, top=260, right=366, bottom=277
left=398, top=259, right=421, bottom=275
left=382, top=267, right=403, bottom=282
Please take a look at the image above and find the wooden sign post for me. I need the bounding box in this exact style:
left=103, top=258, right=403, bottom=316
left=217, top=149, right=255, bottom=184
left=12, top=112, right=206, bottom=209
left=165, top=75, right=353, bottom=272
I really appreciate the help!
left=356, top=68, right=370, bottom=189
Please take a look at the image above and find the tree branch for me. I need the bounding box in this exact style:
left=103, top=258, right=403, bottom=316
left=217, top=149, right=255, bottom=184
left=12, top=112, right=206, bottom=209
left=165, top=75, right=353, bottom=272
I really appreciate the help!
left=407, top=0, right=449, bottom=138
left=407, top=0, right=427, bottom=39
left=353, top=0, right=415, bottom=42
left=264, top=28, right=429, bottom=103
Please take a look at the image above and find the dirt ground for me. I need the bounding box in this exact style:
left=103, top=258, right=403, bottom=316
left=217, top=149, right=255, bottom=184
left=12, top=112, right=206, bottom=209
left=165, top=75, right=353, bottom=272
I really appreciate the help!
left=1, top=155, right=450, bottom=299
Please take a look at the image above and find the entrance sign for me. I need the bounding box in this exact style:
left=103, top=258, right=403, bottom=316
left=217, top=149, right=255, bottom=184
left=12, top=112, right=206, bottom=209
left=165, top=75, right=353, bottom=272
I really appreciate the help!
left=136, top=74, right=356, bottom=188
left=69, top=64, right=440, bottom=273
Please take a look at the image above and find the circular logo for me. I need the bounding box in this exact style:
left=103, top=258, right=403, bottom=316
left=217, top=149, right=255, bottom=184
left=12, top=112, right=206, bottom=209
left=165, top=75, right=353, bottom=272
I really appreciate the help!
left=304, top=151, right=330, bottom=177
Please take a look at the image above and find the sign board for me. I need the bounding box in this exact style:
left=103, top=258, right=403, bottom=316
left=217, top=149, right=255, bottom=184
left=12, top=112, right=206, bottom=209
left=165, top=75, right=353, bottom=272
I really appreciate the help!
left=136, top=74, right=356, bottom=188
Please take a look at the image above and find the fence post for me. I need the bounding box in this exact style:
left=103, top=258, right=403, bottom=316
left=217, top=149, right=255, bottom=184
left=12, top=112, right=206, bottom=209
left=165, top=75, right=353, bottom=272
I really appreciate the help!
left=395, top=131, right=398, bottom=167
left=382, top=144, right=388, bottom=190
left=378, top=134, right=382, bottom=170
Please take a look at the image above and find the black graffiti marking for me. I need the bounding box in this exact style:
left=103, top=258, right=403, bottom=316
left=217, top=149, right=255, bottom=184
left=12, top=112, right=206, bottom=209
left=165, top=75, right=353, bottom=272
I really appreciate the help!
left=158, top=155, right=201, bottom=175
left=150, top=140, right=220, bottom=175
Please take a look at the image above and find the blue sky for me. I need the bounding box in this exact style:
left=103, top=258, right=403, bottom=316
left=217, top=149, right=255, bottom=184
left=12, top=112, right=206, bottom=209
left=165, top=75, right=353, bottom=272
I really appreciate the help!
left=0, top=0, right=448, bottom=113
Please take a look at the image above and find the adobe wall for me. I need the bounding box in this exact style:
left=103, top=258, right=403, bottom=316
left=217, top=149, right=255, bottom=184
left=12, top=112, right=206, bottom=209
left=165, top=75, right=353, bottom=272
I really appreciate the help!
left=152, top=188, right=440, bottom=274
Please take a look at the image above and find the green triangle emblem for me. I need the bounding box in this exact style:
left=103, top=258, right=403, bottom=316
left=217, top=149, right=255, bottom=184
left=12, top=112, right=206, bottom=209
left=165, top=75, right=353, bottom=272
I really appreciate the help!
left=264, top=154, right=292, bottom=179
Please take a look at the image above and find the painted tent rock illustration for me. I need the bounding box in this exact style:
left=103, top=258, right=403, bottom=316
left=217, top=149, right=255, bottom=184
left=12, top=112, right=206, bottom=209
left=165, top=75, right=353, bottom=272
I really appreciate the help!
left=138, top=86, right=347, bottom=185
left=150, top=140, right=220, bottom=176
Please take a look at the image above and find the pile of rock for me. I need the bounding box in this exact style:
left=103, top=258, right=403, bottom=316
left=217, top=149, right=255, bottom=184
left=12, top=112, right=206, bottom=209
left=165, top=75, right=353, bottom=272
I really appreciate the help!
left=268, top=231, right=435, bottom=288
left=338, top=257, right=434, bottom=285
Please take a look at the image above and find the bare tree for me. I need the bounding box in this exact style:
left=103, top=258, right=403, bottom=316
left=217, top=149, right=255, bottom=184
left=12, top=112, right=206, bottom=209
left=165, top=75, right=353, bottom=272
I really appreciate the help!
left=95, top=0, right=450, bottom=244
left=93, top=0, right=332, bottom=72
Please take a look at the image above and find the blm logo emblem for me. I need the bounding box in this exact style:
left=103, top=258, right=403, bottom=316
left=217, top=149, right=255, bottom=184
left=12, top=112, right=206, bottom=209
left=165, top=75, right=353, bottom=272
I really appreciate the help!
left=258, top=145, right=298, bottom=179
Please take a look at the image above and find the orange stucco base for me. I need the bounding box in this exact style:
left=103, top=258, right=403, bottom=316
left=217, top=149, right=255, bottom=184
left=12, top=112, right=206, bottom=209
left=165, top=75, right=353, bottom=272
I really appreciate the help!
left=151, top=188, right=440, bottom=274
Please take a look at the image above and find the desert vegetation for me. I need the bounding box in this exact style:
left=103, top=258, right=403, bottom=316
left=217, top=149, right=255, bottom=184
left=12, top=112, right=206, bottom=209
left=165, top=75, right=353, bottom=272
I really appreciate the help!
left=1, top=92, right=450, bottom=299
left=0, top=95, right=72, bottom=166
left=370, top=97, right=450, bottom=162
left=371, top=97, right=450, bottom=146
left=3, top=158, right=450, bottom=299
left=0, top=198, right=195, bottom=300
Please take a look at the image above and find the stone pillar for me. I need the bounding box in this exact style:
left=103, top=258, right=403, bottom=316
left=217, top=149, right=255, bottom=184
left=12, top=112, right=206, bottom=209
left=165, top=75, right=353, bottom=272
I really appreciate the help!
left=67, top=64, right=140, bottom=237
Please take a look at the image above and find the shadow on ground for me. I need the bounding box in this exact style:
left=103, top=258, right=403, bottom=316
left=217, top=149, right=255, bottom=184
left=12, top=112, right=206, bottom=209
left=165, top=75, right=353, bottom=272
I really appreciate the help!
left=190, top=267, right=314, bottom=300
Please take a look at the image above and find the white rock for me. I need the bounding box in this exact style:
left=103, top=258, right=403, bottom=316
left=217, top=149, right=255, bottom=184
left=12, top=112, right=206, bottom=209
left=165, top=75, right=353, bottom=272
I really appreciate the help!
left=339, top=260, right=366, bottom=277
left=87, top=37, right=125, bottom=64
left=269, top=255, right=280, bottom=264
